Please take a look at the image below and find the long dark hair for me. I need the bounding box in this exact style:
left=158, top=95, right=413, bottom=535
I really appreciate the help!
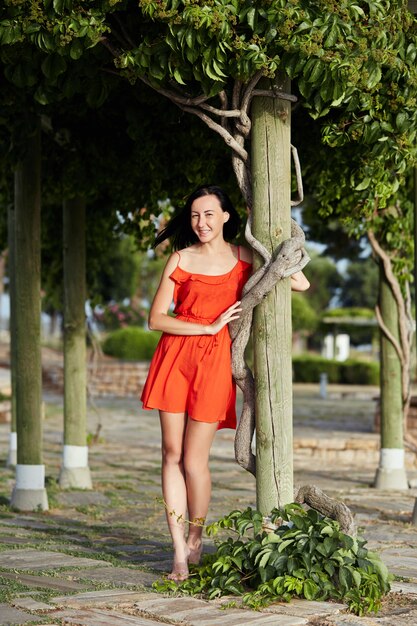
left=153, top=185, right=241, bottom=250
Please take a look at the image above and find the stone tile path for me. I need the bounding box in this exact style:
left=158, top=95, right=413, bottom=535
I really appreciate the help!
left=0, top=386, right=416, bottom=625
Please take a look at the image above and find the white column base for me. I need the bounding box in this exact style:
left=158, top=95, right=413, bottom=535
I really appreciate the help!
left=7, top=432, right=17, bottom=468
left=59, top=445, right=92, bottom=489
left=10, top=464, right=49, bottom=511
left=374, top=448, right=408, bottom=490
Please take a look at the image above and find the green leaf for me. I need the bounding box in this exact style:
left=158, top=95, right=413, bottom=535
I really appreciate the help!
left=339, top=566, right=352, bottom=591
left=173, top=68, right=186, bottom=85
left=351, top=5, right=365, bottom=18
left=355, top=177, right=371, bottom=191
left=303, top=578, right=319, bottom=600
left=396, top=112, right=408, bottom=132
left=53, top=0, right=73, bottom=13
left=352, top=569, right=362, bottom=588
left=246, top=7, right=256, bottom=30
left=366, top=65, right=382, bottom=90
left=278, top=539, right=295, bottom=553
left=324, top=21, right=339, bottom=48
left=41, top=54, right=67, bottom=81
left=70, top=38, right=84, bottom=60
left=258, top=551, right=272, bottom=569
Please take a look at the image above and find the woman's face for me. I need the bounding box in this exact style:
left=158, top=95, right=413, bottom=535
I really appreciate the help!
left=190, top=194, right=229, bottom=243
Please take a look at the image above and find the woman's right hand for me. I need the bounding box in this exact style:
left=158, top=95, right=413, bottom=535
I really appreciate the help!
left=207, top=301, right=242, bottom=335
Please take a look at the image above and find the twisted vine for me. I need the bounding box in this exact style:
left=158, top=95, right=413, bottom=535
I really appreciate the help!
left=229, top=215, right=310, bottom=476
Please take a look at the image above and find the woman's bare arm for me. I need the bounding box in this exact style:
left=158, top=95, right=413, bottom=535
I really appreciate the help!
left=290, top=271, right=310, bottom=292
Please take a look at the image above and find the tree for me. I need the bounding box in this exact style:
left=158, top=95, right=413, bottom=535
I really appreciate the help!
left=3, top=0, right=417, bottom=508
left=340, top=258, right=379, bottom=310
left=303, top=249, right=342, bottom=313
left=295, top=70, right=416, bottom=490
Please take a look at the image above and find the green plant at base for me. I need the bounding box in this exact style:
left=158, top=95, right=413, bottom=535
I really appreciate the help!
left=153, top=504, right=391, bottom=616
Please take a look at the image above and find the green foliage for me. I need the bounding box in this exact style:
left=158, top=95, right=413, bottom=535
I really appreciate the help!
left=303, top=250, right=343, bottom=313
left=94, top=302, right=147, bottom=330
left=340, top=359, right=379, bottom=386
left=324, top=307, right=376, bottom=320
left=291, top=292, right=318, bottom=334
left=1, top=1, right=417, bottom=286
left=102, top=326, right=160, bottom=360
left=293, top=354, right=341, bottom=384
left=292, top=354, right=379, bottom=385
left=2, top=1, right=417, bottom=217
left=338, top=261, right=379, bottom=310
left=153, top=505, right=391, bottom=616
left=128, top=0, right=417, bottom=215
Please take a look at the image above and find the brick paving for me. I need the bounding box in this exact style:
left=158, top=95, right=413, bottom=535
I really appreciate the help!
left=0, top=382, right=416, bottom=625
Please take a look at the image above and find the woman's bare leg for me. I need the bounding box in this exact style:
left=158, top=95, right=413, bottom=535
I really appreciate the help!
left=183, top=419, right=218, bottom=564
left=159, top=410, right=189, bottom=580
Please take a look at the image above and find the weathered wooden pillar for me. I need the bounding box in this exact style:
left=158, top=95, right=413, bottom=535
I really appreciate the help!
left=251, top=76, right=293, bottom=513
left=7, top=201, right=17, bottom=467
left=374, top=266, right=408, bottom=489
left=59, top=196, right=92, bottom=489
left=11, top=120, right=48, bottom=510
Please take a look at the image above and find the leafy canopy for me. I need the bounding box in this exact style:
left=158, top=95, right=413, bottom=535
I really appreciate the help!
left=1, top=0, right=417, bottom=268
left=2, top=1, right=417, bottom=214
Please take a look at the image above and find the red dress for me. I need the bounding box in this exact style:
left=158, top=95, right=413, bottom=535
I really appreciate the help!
left=141, top=248, right=252, bottom=429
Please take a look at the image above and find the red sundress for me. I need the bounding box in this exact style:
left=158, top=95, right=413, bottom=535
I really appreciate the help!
left=141, top=248, right=252, bottom=429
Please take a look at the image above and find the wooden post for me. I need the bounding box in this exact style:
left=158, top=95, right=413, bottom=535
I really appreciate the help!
left=251, top=76, right=293, bottom=513
left=59, top=196, right=92, bottom=489
left=7, top=201, right=17, bottom=467
left=11, top=120, right=48, bottom=511
left=374, top=266, right=408, bottom=489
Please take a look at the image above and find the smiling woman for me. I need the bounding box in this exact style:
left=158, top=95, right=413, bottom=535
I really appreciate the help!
left=140, top=184, right=308, bottom=582
left=141, top=185, right=252, bottom=581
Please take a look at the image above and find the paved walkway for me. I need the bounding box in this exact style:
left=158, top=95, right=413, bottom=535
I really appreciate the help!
left=0, top=384, right=416, bottom=625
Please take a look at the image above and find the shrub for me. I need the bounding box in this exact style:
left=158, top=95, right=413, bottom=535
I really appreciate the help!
left=292, top=355, right=379, bottom=385
left=102, top=327, right=160, bottom=360
left=340, top=359, right=379, bottom=386
left=94, top=302, right=147, bottom=331
left=292, top=355, right=341, bottom=383
left=153, top=505, right=391, bottom=616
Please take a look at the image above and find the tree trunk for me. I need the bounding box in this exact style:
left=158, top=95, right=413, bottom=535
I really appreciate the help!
left=374, top=265, right=408, bottom=489
left=10, top=120, right=48, bottom=511
left=59, top=196, right=92, bottom=489
left=7, top=202, right=17, bottom=468
left=251, top=76, right=293, bottom=513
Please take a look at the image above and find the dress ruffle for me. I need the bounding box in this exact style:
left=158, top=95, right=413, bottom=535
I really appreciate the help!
left=169, top=261, right=251, bottom=285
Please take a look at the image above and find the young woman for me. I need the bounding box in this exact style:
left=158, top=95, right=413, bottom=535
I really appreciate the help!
left=141, top=185, right=309, bottom=581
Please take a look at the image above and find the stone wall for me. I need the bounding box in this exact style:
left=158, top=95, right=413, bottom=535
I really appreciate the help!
left=43, top=359, right=149, bottom=398
left=294, top=432, right=417, bottom=469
